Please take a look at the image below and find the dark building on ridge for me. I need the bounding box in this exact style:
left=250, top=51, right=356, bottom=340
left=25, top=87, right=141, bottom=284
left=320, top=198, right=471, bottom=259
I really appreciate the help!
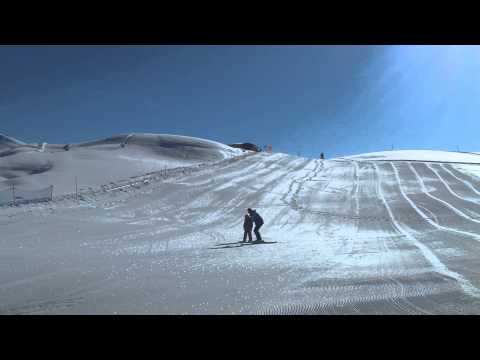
left=229, top=143, right=262, bottom=152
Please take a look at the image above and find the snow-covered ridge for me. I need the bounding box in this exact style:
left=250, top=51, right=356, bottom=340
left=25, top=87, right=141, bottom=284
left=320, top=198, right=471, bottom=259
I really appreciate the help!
left=340, top=150, right=480, bottom=164
left=73, top=133, right=234, bottom=150
left=0, top=133, right=26, bottom=149
left=0, top=133, right=245, bottom=194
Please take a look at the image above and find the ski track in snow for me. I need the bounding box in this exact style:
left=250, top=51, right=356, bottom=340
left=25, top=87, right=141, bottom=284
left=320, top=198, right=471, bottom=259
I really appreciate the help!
left=427, top=163, right=480, bottom=206
left=409, top=163, right=480, bottom=226
left=388, top=163, right=480, bottom=241
left=440, top=164, right=480, bottom=197
left=375, top=163, right=480, bottom=299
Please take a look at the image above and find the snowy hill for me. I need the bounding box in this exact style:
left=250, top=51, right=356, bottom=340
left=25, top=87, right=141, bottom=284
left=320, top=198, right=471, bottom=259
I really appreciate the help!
left=3, top=147, right=480, bottom=314
left=0, top=133, right=244, bottom=194
left=341, top=149, right=480, bottom=164
left=0, top=133, right=26, bottom=149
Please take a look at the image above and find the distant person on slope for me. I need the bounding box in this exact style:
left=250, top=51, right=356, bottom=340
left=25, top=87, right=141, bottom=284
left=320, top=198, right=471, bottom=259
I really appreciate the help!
left=248, top=208, right=264, bottom=242
left=243, top=211, right=253, bottom=243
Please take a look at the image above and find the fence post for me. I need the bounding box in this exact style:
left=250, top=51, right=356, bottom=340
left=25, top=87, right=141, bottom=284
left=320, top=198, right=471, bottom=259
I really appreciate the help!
left=12, top=184, right=16, bottom=206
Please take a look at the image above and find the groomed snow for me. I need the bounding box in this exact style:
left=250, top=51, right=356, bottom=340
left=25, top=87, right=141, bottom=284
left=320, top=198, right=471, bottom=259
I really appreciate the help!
left=341, top=150, right=480, bottom=164
left=3, top=143, right=480, bottom=314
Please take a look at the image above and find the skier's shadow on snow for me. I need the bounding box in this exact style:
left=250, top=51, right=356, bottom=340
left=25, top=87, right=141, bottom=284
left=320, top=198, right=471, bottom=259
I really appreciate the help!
left=210, top=241, right=278, bottom=249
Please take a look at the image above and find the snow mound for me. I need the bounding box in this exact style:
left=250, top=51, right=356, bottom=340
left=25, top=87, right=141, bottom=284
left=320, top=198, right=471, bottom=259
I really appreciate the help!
left=0, top=133, right=244, bottom=194
left=341, top=150, right=480, bottom=164
left=0, top=133, right=26, bottom=149
left=71, top=133, right=240, bottom=159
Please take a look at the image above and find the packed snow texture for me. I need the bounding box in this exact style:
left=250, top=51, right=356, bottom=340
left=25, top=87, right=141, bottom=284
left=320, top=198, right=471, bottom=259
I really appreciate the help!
left=341, top=150, right=480, bottom=164
left=3, top=136, right=480, bottom=314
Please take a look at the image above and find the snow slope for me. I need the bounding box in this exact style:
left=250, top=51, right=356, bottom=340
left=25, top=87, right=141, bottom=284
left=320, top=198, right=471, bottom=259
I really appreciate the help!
left=3, top=147, right=480, bottom=314
left=0, top=133, right=243, bottom=194
left=341, top=149, right=480, bottom=164
left=0, top=134, right=26, bottom=149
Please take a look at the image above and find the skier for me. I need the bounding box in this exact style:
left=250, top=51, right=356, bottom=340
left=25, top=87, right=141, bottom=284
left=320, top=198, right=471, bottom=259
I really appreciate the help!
left=320, top=152, right=324, bottom=160
left=243, top=211, right=253, bottom=243
left=247, top=208, right=264, bottom=242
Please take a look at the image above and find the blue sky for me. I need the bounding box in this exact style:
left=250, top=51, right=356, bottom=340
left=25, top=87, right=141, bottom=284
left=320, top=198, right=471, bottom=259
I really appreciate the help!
left=1, top=45, right=479, bottom=158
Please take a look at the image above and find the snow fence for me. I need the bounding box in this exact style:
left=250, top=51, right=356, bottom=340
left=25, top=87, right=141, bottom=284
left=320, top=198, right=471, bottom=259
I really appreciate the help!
left=0, top=185, right=53, bottom=206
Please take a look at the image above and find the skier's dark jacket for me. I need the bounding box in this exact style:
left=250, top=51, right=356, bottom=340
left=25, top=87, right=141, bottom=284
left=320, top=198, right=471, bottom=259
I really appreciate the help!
left=244, top=214, right=253, bottom=230
left=250, top=210, right=264, bottom=226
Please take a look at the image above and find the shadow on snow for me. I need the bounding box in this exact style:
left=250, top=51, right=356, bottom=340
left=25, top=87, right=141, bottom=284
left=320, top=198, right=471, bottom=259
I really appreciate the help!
left=209, top=241, right=278, bottom=249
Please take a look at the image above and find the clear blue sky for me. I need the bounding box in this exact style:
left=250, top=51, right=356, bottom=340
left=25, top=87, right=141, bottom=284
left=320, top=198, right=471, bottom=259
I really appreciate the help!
left=1, top=45, right=479, bottom=158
